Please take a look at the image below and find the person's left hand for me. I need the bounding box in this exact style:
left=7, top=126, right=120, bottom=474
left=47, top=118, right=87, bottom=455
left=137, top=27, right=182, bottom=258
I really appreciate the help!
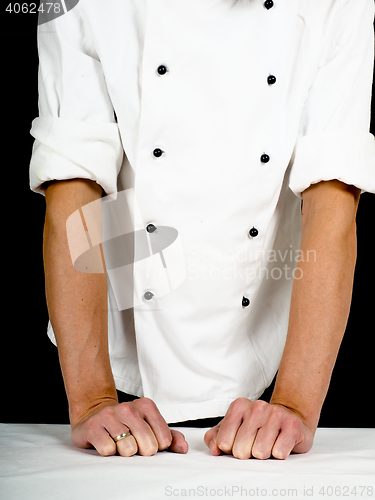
left=204, top=398, right=314, bottom=460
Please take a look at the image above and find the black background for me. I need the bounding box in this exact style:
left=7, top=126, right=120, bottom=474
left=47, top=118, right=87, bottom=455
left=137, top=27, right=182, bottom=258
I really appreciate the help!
left=1, top=4, right=374, bottom=427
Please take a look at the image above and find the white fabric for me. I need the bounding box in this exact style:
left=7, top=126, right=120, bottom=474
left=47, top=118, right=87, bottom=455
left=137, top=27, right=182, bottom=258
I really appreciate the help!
left=1, top=424, right=374, bottom=500
left=29, top=0, right=375, bottom=423
left=30, top=117, right=123, bottom=197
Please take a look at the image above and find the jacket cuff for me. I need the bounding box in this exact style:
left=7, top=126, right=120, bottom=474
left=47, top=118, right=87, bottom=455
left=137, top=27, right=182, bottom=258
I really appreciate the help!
left=289, top=130, right=375, bottom=198
left=29, top=116, right=124, bottom=198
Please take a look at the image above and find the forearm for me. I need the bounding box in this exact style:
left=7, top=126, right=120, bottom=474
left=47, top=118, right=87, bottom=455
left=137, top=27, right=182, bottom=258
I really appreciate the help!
left=43, top=179, right=118, bottom=427
left=270, top=181, right=360, bottom=432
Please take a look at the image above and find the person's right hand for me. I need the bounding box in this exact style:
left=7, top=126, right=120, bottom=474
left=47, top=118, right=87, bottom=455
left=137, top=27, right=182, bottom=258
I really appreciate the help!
left=71, top=397, right=188, bottom=457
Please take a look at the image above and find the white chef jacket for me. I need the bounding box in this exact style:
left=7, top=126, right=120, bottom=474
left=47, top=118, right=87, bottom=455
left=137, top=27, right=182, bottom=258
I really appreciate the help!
left=29, top=0, right=375, bottom=423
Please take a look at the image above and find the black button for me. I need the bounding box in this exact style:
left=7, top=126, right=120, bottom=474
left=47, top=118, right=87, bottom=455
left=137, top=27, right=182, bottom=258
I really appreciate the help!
left=153, top=148, right=164, bottom=158
left=146, top=223, right=157, bottom=233
left=157, top=65, right=168, bottom=76
left=267, top=75, right=276, bottom=85
left=242, top=296, right=250, bottom=307
left=260, top=154, right=270, bottom=163
left=249, top=227, right=259, bottom=238
left=144, top=290, right=154, bottom=301
left=264, top=0, right=274, bottom=9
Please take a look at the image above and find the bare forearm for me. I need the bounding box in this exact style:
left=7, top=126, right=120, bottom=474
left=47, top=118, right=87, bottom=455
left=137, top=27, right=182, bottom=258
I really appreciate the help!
left=43, top=180, right=117, bottom=427
left=271, top=181, right=360, bottom=431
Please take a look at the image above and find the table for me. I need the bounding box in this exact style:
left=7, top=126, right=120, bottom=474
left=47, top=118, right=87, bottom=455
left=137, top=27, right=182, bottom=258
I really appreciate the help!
left=1, top=424, right=374, bottom=499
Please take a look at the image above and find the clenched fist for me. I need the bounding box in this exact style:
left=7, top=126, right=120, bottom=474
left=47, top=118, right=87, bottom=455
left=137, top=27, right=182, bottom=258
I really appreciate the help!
left=204, top=398, right=314, bottom=460
left=71, top=397, right=188, bottom=457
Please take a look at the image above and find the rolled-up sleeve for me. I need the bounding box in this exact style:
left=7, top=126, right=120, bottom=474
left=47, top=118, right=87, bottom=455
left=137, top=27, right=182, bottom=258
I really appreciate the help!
left=289, top=0, right=375, bottom=198
left=29, top=7, right=123, bottom=197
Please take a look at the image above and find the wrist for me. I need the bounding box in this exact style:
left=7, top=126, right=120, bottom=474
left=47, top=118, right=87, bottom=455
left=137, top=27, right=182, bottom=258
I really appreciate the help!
left=56, top=341, right=118, bottom=427
left=269, top=393, right=320, bottom=434
left=69, top=392, right=119, bottom=428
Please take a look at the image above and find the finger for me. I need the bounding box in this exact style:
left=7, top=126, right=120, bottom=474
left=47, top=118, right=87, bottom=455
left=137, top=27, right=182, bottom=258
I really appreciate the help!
left=112, top=430, right=139, bottom=458
left=93, top=433, right=117, bottom=457
left=251, top=423, right=280, bottom=460
left=271, top=417, right=305, bottom=460
left=203, top=425, right=218, bottom=448
left=136, top=399, right=175, bottom=451
left=271, top=429, right=298, bottom=460
left=231, top=422, right=258, bottom=460
left=73, top=420, right=117, bottom=457
left=215, top=400, right=249, bottom=454
left=230, top=400, right=271, bottom=459
left=204, top=424, right=222, bottom=456
left=125, top=419, right=159, bottom=456
left=168, top=429, right=189, bottom=454
left=95, top=407, right=138, bottom=457
left=291, top=420, right=314, bottom=455
left=114, top=399, right=171, bottom=456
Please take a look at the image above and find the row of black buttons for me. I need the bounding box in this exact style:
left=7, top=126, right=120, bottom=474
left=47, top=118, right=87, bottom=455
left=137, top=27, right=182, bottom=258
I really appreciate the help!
left=146, top=222, right=258, bottom=239
left=242, top=0, right=275, bottom=307
left=242, top=226, right=260, bottom=307
left=158, top=64, right=276, bottom=86
left=148, top=2, right=276, bottom=304
left=247, top=7, right=275, bottom=283
left=144, top=292, right=252, bottom=306
left=154, top=68, right=275, bottom=163
left=153, top=147, right=270, bottom=165
left=144, top=291, right=252, bottom=307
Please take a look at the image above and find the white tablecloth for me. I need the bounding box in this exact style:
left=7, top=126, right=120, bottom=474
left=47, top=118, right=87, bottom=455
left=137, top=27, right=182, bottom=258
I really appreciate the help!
left=0, top=424, right=374, bottom=500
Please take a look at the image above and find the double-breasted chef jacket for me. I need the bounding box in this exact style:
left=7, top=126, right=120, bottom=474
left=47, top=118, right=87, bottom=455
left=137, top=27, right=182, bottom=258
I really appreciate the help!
left=29, top=0, right=375, bottom=424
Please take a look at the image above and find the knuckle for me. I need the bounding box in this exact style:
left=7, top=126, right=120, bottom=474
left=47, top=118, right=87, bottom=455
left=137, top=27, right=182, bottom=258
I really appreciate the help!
left=99, top=405, right=115, bottom=420
left=118, top=402, right=135, bottom=417
left=231, top=397, right=249, bottom=409
left=253, top=399, right=268, bottom=411
left=142, top=399, right=161, bottom=418
left=121, top=448, right=138, bottom=458
left=272, top=449, right=288, bottom=460
left=139, top=444, right=158, bottom=457
left=252, top=447, right=271, bottom=460
left=232, top=448, right=250, bottom=460
left=216, top=438, right=232, bottom=453
left=250, top=399, right=269, bottom=419
left=138, top=397, right=155, bottom=409
left=133, top=398, right=159, bottom=418
left=99, top=442, right=117, bottom=457
left=269, top=405, right=286, bottom=422
left=228, top=397, right=250, bottom=418
left=204, top=428, right=216, bottom=447
left=159, top=436, right=173, bottom=450
left=288, top=415, right=302, bottom=432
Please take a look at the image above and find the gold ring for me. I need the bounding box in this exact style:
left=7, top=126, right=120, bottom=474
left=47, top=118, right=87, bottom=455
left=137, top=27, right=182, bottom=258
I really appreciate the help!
left=113, top=431, right=131, bottom=442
